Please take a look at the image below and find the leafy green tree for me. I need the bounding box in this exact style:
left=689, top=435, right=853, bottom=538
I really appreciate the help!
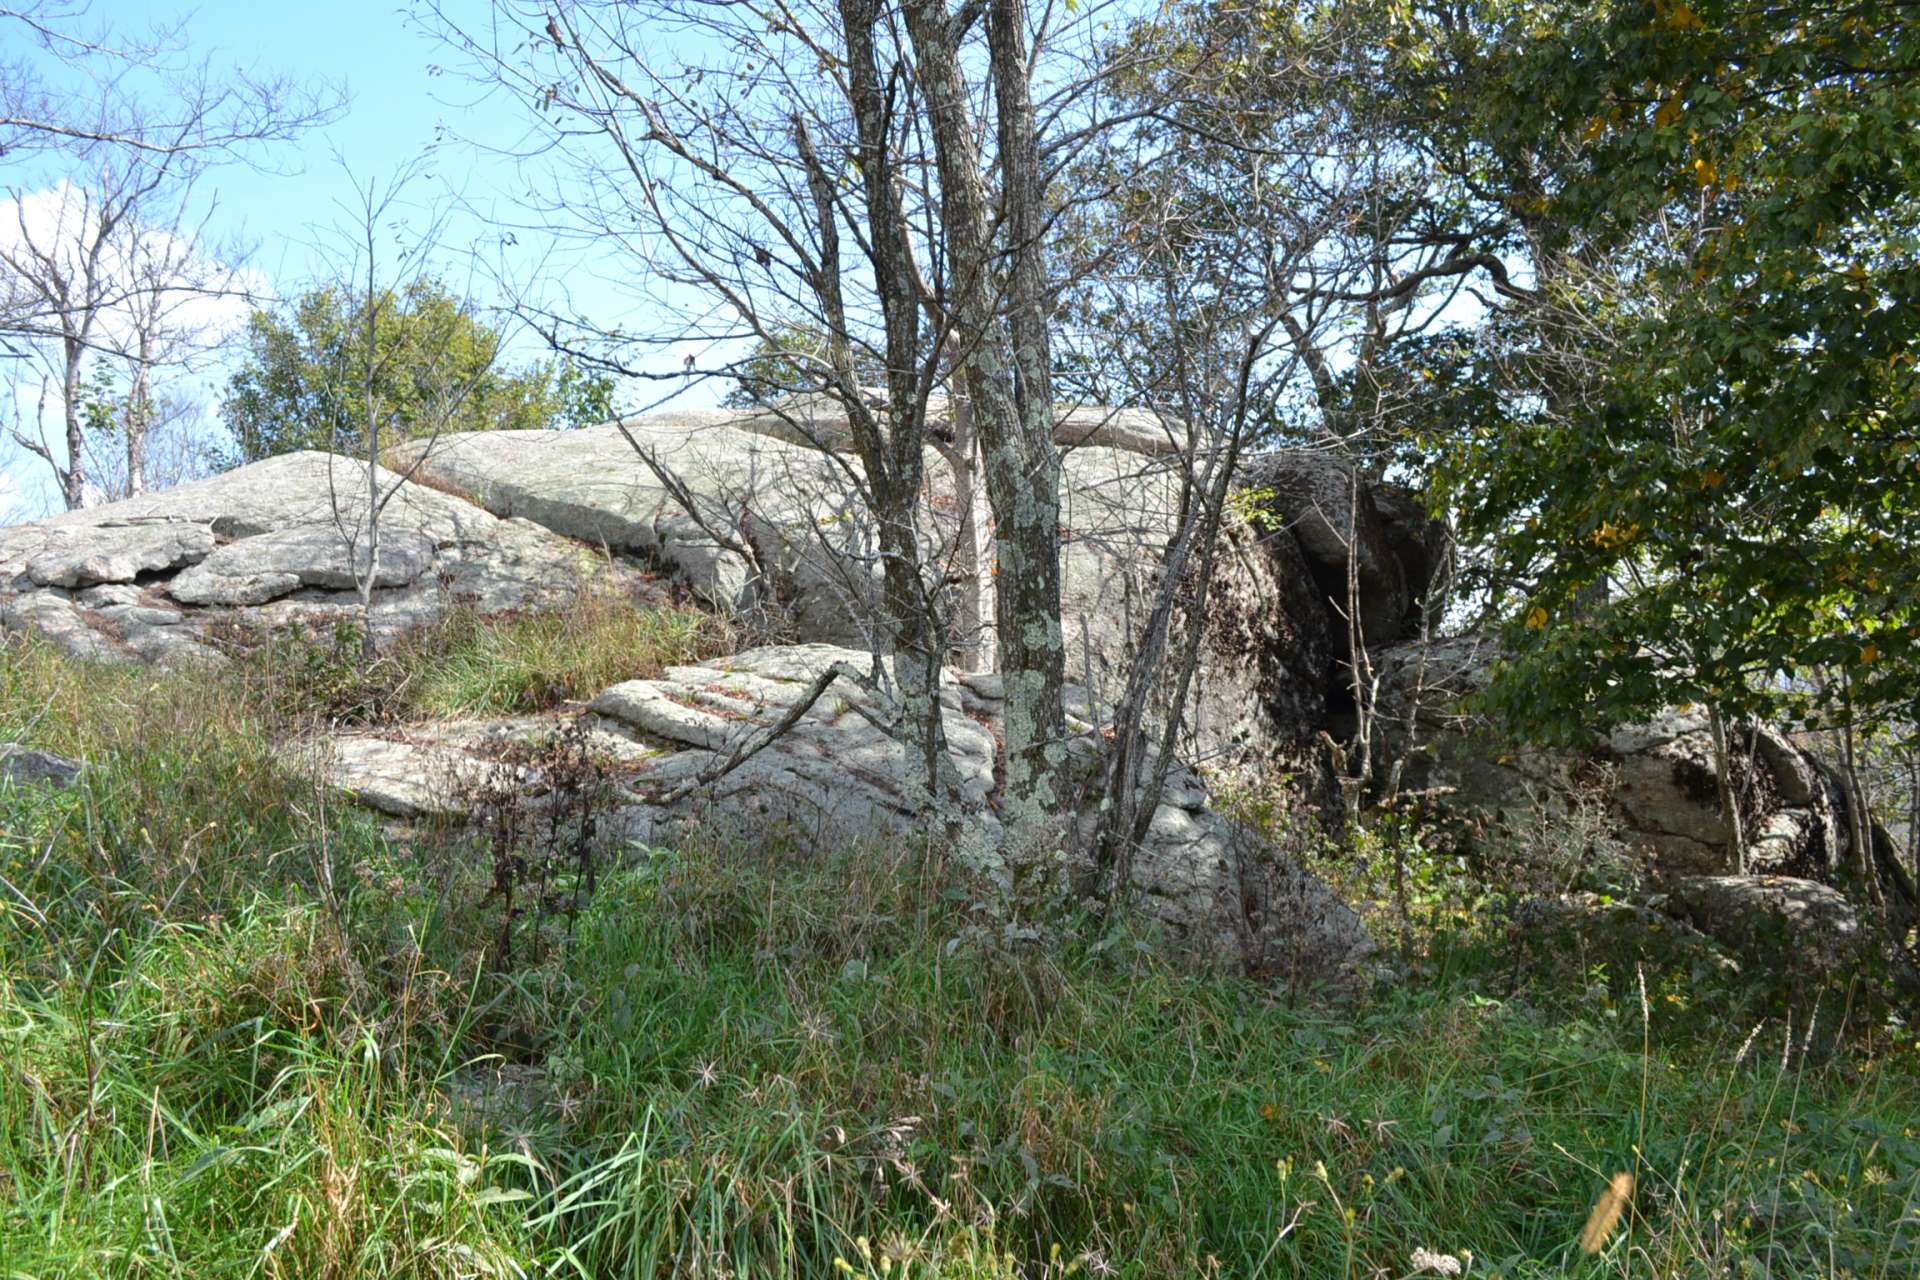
left=1395, top=0, right=1919, bottom=880
left=220, top=279, right=614, bottom=463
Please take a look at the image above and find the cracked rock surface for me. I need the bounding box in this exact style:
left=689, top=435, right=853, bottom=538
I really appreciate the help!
left=391, top=413, right=1448, bottom=769
left=300, top=643, right=1374, bottom=980
left=1, top=452, right=662, bottom=666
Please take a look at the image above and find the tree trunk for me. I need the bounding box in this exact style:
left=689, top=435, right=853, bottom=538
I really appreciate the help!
left=936, top=357, right=994, bottom=674
left=60, top=335, right=87, bottom=509
left=904, top=0, right=1067, bottom=821
left=126, top=355, right=151, bottom=498
left=830, top=0, right=961, bottom=813
left=1707, top=705, right=1746, bottom=875
left=360, top=249, right=380, bottom=666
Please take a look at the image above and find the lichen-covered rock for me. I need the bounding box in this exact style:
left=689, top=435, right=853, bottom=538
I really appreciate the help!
left=1, top=590, right=115, bottom=662
left=1509, top=891, right=1742, bottom=980
left=0, top=452, right=659, bottom=663
left=1371, top=635, right=1845, bottom=880
left=16, top=520, right=214, bottom=589
left=0, top=743, right=84, bottom=789
left=1666, top=875, right=1866, bottom=977
left=286, top=734, right=529, bottom=821
left=306, top=643, right=1374, bottom=979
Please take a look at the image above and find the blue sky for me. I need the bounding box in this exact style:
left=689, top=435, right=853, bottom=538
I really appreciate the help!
left=0, top=0, right=714, bottom=518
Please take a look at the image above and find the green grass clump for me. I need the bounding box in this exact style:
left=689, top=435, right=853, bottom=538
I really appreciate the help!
left=2, top=633, right=1917, bottom=1278
left=243, top=584, right=732, bottom=727
left=404, top=593, right=726, bottom=719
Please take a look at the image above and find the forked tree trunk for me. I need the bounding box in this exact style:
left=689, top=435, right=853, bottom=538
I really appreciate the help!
left=829, top=0, right=961, bottom=812
left=904, top=0, right=1067, bottom=822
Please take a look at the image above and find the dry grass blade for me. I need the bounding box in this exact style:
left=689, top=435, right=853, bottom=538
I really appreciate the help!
left=1579, top=1172, right=1635, bottom=1254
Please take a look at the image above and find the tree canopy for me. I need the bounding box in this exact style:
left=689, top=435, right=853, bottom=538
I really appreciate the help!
left=219, top=279, right=614, bottom=464
left=1378, top=0, right=1920, bottom=748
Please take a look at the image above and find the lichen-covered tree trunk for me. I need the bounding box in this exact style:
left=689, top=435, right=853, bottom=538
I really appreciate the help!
left=827, top=0, right=961, bottom=809
left=904, top=0, right=1067, bottom=821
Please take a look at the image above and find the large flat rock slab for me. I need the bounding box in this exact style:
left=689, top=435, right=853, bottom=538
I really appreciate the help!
left=1, top=452, right=664, bottom=666
left=305, top=643, right=1374, bottom=980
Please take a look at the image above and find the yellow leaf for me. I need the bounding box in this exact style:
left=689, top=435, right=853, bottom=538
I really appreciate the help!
left=1861, top=644, right=1879, bottom=664
left=1703, top=467, right=1725, bottom=488
left=1654, top=93, right=1684, bottom=129
left=1664, top=1, right=1704, bottom=32
left=1525, top=606, right=1550, bottom=630
left=1592, top=520, right=1641, bottom=549
left=1693, top=158, right=1718, bottom=187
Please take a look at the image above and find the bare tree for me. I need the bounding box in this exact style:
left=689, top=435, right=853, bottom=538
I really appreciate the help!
left=0, top=2, right=337, bottom=170
left=0, top=0, right=338, bottom=506
left=426, top=0, right=1148, bottom=824
left=314, top=163, right=501, bottom=664
left=2, top=162, right=178, bottom=508
left=1044, top=0, right=1484, bottom=896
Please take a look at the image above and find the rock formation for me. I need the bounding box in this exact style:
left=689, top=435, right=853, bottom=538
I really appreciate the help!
left=386, top=407, right=1449, bottom=768
left=1368, top=635, right=1848, bottom=881
left=0, top=451, right=661, bottom=667
left=2, top=410, right=1427, bottom=978
left=0, top=405, right=1886, bottom=982
left=304, top=643, right=1369, bottom=977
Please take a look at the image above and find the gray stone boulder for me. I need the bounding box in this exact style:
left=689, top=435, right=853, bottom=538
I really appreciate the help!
left=305, top=643, right=1374, bottom=979
left=1508, top=891, right=1743, bottom=981
left=19, top=520, right=215, bottom=589
left=724, top=393, right=1187, bottom=459
left=0, top=452, right=659, bottom=665
left=1666, top=875, right=1867, bottom=978
left=1, top=590, right=118, bottom=662
left=288, top=734, right=528, bottom=821
left=169, top=526, right=437, bottom=606
left=1370, top=635, right=1847, bottom=880
left=0, top=743, right=84, bottom=789
left=391, top=413, right=1448, bottom=769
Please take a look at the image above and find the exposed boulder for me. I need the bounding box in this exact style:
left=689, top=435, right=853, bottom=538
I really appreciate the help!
left=0, top=452, right=661, bottom=665
left=1508, top=891, right=1742, bottom=981
left=168, top=525, right=438, bottom=605
left=729, top=394, right=1188, bottom=458
left=304, top=643, right=1374, bottom=980
left=1241, top=452, right=1413, bottom=648
left=1371, top=635, right=1846, bottom=880
left=292, top=734, right=529, bottom=821
left=19, top=519, right=215, bottom=589
left=391, top=413, right=1447, bottom=768
left=1666, top=875, right=1867, bottom=978
left=0, top=743, right=84, bottom=789
left=1, top=590, right=118, bottom=662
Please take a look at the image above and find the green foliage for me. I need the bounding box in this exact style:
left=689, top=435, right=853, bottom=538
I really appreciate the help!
left=403, top=595, right=726, bottom=720
left=1400, top=0, right=1920, bottom=742
left=220, top=279, right=616, bottom=465
left=242, top=589, right=732, bottom=728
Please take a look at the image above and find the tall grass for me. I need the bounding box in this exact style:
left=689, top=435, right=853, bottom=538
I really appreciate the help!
left=404, top=592, right=726, bottom=719
left=245, top=584, right=732, bottom=726
left=1, top=630, right=1917, bottom=1277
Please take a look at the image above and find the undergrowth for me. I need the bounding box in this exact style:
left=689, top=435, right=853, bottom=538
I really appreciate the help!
left=248, top=583, right=730, bottom=725
left=2, top=632, right=1917, bottom=1277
